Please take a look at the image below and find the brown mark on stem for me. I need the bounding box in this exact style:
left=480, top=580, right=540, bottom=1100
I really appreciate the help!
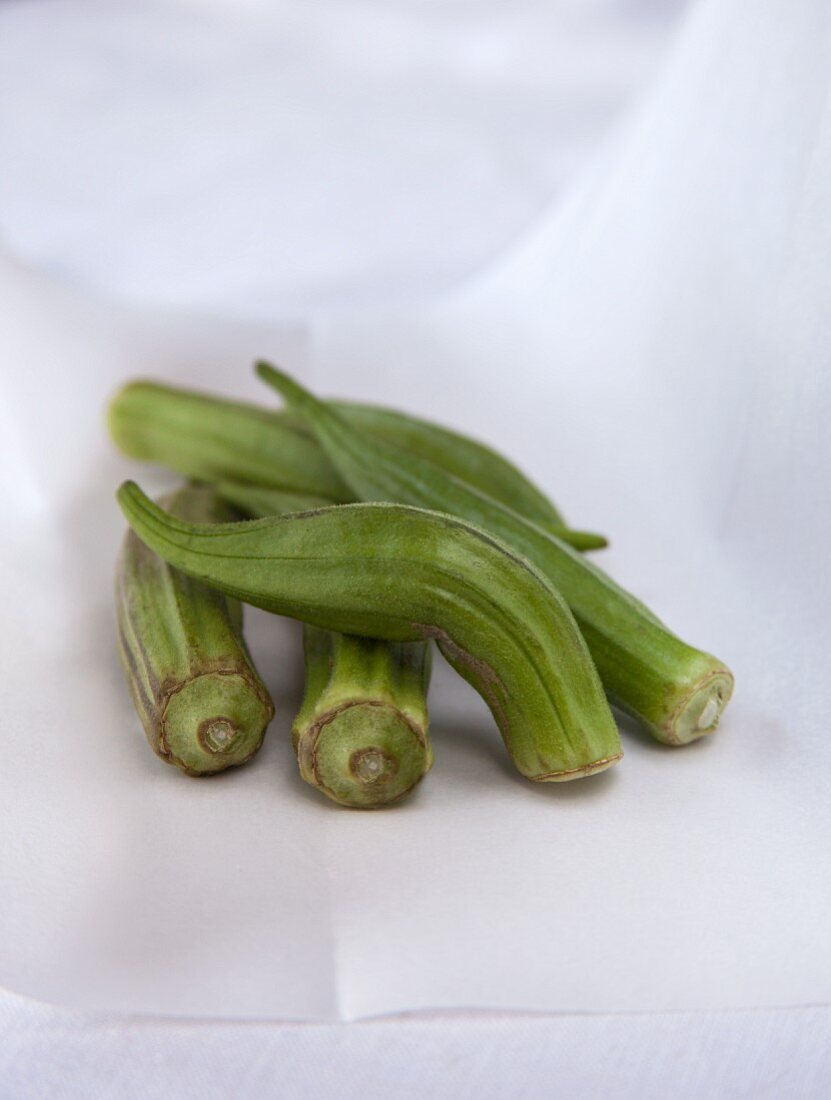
left=157, top=663, right=272, bottom=775
left=412, top=623, right=509, bottom=735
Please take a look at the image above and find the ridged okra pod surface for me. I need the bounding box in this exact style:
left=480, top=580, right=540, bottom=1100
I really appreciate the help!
left=115, top=485, right=274, bottom=775
left=325, top=401, right=566, bottom=530
left=108, top=379, right=604, bottom=548
left=257, top=363, right=734, bottom=747
left=117, top=483, right=623, bottom=782
left=295, top=627, right=433, bottom=808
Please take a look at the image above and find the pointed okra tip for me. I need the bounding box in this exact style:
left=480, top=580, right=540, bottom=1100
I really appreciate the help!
left=116, top=479, right=144, bottom=519
left=255, top=360, right=312, bottom=411
left=117, top=478, right=162, bottom=517
left=116, top=481, right=172, bottom=542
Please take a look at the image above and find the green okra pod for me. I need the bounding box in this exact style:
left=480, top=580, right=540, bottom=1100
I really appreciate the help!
left=117, top=482, right=623, bottom=781
left=115, top=485, right=274, bottom=775
left=107, top=379, right=351, bottom=500
left=257, top=362, right=734, bottom=747
left=215, top=480, right=434, bottom=808
left=216, top=482, right=334, bottom=518
left=107, top=379, right=605, bottom=550
left=295, top=628, right=433, bottom=808
left=284, top=400, right=567, bottom=530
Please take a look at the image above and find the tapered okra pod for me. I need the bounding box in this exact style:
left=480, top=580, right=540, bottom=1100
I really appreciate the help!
left=295, top=628, right=433, bottom=808
left=309, top=401, right=566, bottom=530
left=257, top=363, right=734, bottom=746
left=107, top=379, right=605, bottom=549
left=115, top=485, right=274, bottom=774
left=215, top=481, right=434, bottom=808
left=117, top=483, right=623, bottom=781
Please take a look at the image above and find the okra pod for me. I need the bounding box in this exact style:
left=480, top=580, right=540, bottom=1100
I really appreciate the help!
left=257, top=363, right=734, bottom=746
left=107, top=379, right=605, bottom=549
left=117, top=483, right=623, bottom=781
left=107, top=379, right=351, bottom=500
left=295, top=627, right=433, bottom=808
left=215, top=480, right=434, bottom=808
left=216, top=482, right=334, bottom=518
left=284, top=400, right=567, bottom=530
left=115, top=485, right=274, bottom=775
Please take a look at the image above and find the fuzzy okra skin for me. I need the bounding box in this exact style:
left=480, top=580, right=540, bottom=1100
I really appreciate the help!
left=215, top=480, right=434, bottom=807
left=295, top=627, right=433, bottom=808
left=107, top=379, right=606, bottom=550
left=257, top=362, right=735, bottom=747
left=117, top=482, right=623, bottom=781
left=115, top=485, right=274, bottom=775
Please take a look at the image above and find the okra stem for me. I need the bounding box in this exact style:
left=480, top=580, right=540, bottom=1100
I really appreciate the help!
left=295, top=628, right=433, bottom=808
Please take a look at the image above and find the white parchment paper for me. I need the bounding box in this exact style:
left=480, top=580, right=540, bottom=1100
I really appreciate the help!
left=1, top=0, right=830, bottom=1021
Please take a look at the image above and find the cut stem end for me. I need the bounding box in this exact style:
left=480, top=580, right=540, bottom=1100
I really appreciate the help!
left=666, top=669, right=735, bottom=746
left=531, top=752, right=623, bottom=783
left=301, top=701, right=432, bottom=808
left=198, top=717, right=241, bottom=754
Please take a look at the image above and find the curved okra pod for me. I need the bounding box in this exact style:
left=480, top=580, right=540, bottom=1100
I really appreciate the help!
left=115, top=485, right=274, bottom=775
left=295, top=628, right=433, bottom=808
left=107, top=379, right=605, bottom=549
left=117, top=482, right=623, bottom=781
left=215, top=480, right=434, bottom=808
left=257, top=362, right=735, bottom=747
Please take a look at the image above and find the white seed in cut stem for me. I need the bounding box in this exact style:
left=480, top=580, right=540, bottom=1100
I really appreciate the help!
left=697, top=694, right=720, bottom=731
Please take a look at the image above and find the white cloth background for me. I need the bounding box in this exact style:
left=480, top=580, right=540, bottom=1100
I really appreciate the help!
left=2, top=0, right=831, bottom=1095
left=0, top=0, right=686, bottom=313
